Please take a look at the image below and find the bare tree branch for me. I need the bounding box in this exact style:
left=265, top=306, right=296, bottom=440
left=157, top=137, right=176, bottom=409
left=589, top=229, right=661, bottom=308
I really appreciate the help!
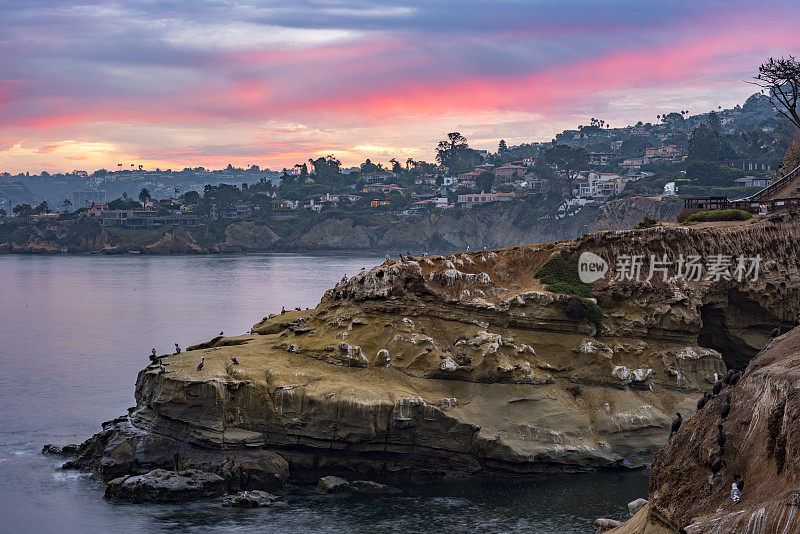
left=748, top=55, right=800, bottom=130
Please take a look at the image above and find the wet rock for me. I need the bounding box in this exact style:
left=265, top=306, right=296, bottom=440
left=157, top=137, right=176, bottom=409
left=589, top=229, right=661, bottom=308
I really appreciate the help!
left=222, top=490, right=279, bottom=508
left=42, top=443, right=79, bottom=456
left=104, top=469, right=225, bottom=503
left=628, top=497, right=647, bottom=517
left=349, top=480, right=391, bottom=494
left=593, top=517, right=622, bottom=533
left=316, top=476, right=351, bottom=494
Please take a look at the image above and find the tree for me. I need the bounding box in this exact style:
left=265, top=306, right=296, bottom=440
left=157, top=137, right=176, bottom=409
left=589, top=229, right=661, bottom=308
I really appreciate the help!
left=34, top=201, right=50, bottom=214
left=706, top=110, right=722, bottom=132
left=498, top=139, right=508, bottom=153
left=62, top=198, right=72, bottom=212
left=543, top=145, right=587, bottom=187
left=435, top=132, right=481, bottom=174
left=138, top=188, right=152, bottom=206
left=476, top=170, right=495, bottom=192
left=13, top=203, right=33, bottom=217
left=389, top=158, right=402, bottom=174
left=751, top=55, right=800, bottom=130
left=687, top=125, right=721, bottom=161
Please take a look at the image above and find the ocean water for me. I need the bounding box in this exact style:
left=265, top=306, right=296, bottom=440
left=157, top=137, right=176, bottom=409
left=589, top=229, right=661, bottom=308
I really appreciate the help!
left=0, top=254, right=648, bottom=533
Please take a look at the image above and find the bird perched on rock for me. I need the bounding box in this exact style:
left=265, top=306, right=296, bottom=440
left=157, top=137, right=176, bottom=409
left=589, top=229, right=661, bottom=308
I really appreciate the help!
left=729, top=371, right=742, bottom=387
left=670, top=413, right=682, bottom=438
left=399, top=253, right=408, bottom=263
left=717, top=424, right=727, bottom=455
left=340, top=274, right=348, bottom=284
left=197, top=357, right=204, bottom=371
left=697, top=392, right=711, bottom=411
left=720, top=396, right=731, bottom=419
left=734, top=474, right=744, bottom=492
left=231, top=357, right=239, bottom=365
left=174, top=343, right=181, bottom=355
left=158, top=363, right=166, bottom=374
left=724, top=369, right=736, bottom=385
left=771, top=324, right=781, bottom=337
left=711, top=458, right=726, bottom=478
left=712, top=377, right=724, bottom=397
left=730, top=481, right=741, bottom=502
left=219, top=331, right=224, bottom=336
left=281, top=306, right=285, bottom=314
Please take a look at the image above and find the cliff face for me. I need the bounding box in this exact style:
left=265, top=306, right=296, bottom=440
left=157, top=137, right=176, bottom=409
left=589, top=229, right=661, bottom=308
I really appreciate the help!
left=612, top=325, right=800, bottom=533
left=594, top=197, right=682, bottom=232
left=66, top=215, right=800, bottom=488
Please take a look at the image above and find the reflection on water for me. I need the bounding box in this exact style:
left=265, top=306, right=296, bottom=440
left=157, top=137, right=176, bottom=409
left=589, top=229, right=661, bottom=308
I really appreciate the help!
left=0, top=254, right=647, bottom=533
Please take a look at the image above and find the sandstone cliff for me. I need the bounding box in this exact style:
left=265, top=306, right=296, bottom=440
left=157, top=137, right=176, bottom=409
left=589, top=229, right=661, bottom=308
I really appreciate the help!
left=62, top=215, right=800, bottom=489
left=610, top=324, right=800, bottom=533
left=594, top=196, right=682, bottom=232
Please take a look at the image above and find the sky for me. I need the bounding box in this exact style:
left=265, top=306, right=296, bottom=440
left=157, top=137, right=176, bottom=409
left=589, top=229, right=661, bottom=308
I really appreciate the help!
left=1, top=0, right=799, bottom=174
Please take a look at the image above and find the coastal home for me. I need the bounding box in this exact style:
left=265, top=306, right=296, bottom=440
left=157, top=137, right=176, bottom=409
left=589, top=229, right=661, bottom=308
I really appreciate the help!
left=588, top=152, right=614, bottom=166
left=458, top=192, right=497, bottom=207
left=28, top=212, right=61, bottom=223
left=100, top=209, right=200, bottom=230
left=725, top=160, right=773, bottom=172
left=211, top=203, right=252, bottom=220
left=81, top=203, right=109, bottom=217
left=734, top=176, right=770, bottom=188
left=370, top=200, right=390, bottom=207
left=459, top=169, right=484, bottom=182
left=493, top=164, right=526, bottom=182
left=272, top=199, right=299, bottom=211
left=645, top=145, right=683, bottom=159
left=620, top=157, right=651, bottom=170
left=362, top=183, right=404, bottom=194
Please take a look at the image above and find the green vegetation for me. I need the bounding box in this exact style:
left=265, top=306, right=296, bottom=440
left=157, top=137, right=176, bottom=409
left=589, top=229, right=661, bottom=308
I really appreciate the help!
left=535, top=257, right=603, bottom=334
left=534, top=258, right=593, bottom=298
left=682, top=209, right=753, bottom=224
left=636, top=217, right=659, bottom=229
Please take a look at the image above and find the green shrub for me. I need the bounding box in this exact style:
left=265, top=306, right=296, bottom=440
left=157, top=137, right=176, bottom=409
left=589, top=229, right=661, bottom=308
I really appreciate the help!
left=683, top=209, right=752, bottom=224
left=535, top=258, right=589, bottom=293
left=635, top=217, right=658, bottom=229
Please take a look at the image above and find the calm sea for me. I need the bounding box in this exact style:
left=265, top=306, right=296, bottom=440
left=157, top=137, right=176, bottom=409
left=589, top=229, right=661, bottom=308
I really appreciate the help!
left=0, top=254, right=647, bottom=533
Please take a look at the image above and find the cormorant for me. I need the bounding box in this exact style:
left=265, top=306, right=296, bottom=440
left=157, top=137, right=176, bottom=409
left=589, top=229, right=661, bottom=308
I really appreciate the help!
left=158, top=363, right=166, bottom=374
left=724, top=369, right=736, bottom=385
left=219, top=331, right=224, bottom=336
left=734, top=474, right=744, bottom=491
left=720, top=396, right=731, bottom=419
left=281, top=306, right=285, bottom=314
left=729, top=371, right=742, bottom=386
left=697, top=392, right=711, bottom=411
left=712, top=378, right=724, bottom=396
left=197, top=357, right=204, bottom=371
left=670, top=413, right=682, bottom=437
left=717, top=424, right=727, bottom=454
left=175, top=343, right=181, bottom=355
left=231, top=357, right=240, bottom=365
left=399, top=253, right=408, bottom=264
left=771, top=325, right=781, bottom=337
left=295, top=306, right=301, bottom=311
left=711, top=458, right=726, bottom=477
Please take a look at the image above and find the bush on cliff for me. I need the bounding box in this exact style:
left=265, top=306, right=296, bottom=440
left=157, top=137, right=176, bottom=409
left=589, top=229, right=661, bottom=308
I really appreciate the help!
left=635, top=217, right=659, bottom=229
left=534, top=258, right=592, bottom=297
left=683, top=208, right=752, bottom=224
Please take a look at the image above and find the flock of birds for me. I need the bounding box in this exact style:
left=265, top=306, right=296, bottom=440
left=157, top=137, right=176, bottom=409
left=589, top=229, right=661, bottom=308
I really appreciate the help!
left=669, top=366, right=745, bottom=502
left=148, top=331, right=241, bottom=374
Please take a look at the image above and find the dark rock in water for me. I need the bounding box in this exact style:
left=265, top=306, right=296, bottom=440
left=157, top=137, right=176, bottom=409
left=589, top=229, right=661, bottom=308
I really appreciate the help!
left=316, top=475, right=351, bottom=494
left=42, top=443, right=79, bottom=456
left=593, top=517, right=622, bottom=533
left=222, top=490, right=279, bottom=508
left=62, top=418, right=289, bottom=492
left=349, top=480, right=392, bottom=494
left=104, top=469, right=225, bottom=503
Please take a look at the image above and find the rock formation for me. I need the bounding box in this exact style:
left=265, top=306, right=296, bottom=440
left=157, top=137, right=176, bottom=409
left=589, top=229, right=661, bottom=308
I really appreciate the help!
left=60, top=215, right=800, bottom=490
left=608, top=324, right=800, bottom=533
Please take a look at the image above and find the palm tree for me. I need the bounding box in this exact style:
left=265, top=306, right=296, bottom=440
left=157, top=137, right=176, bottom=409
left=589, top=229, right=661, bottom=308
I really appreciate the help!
left=62, top=198, right=72, bottom=212
left=138, top=187, right=152, bottom=208
left=406, top=158, right=414, bottom=170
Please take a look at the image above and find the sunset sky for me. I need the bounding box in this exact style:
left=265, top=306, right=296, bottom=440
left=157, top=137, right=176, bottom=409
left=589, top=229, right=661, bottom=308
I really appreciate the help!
left=2, top=0, right=799, bottom=174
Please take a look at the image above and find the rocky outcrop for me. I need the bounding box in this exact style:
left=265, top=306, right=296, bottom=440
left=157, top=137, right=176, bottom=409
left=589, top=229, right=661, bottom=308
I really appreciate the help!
left=104, top=469, right=225, bottom=502
left=220, top=221, right=281, bottom=252
left=594, top=196, right=682, bottom=231
left=222, top=490, right=279, bottom=507
left=66, top=216, right=800, bottom=487
left=145, top=226, right=204, bottom=254
left=609, top=325, right=800, bottom=533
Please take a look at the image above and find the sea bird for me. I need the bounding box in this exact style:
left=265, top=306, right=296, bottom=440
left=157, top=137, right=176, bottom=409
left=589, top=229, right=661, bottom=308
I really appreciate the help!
left=712, top=378, right=724, bottom=397
left=711, top=458, right=726, bottom=478
left=281, top=306, right=285, bottom=314
left=717, top=424, right=727, bottom=454
left=399, top=253, right=408, bottom=263
left=729, top=371, right=742, bottom=386
left=174, top=343, right=181, bottom=355
left=734, top=474, right=744, bottom=491
left=219, top=331, right=224, bottom=336
left=197, top=357, right=204, bottom=371
left=670, top=413, right=682, bottom=438
left=158, top=363, right=166, bottom=374
left=720, top=396, right=731, bottom=419
left=771, top=324, right=781, bottom=337
left=231, top=357, right=240, bottom=365
left=697, top=392, right=711, bottom=411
